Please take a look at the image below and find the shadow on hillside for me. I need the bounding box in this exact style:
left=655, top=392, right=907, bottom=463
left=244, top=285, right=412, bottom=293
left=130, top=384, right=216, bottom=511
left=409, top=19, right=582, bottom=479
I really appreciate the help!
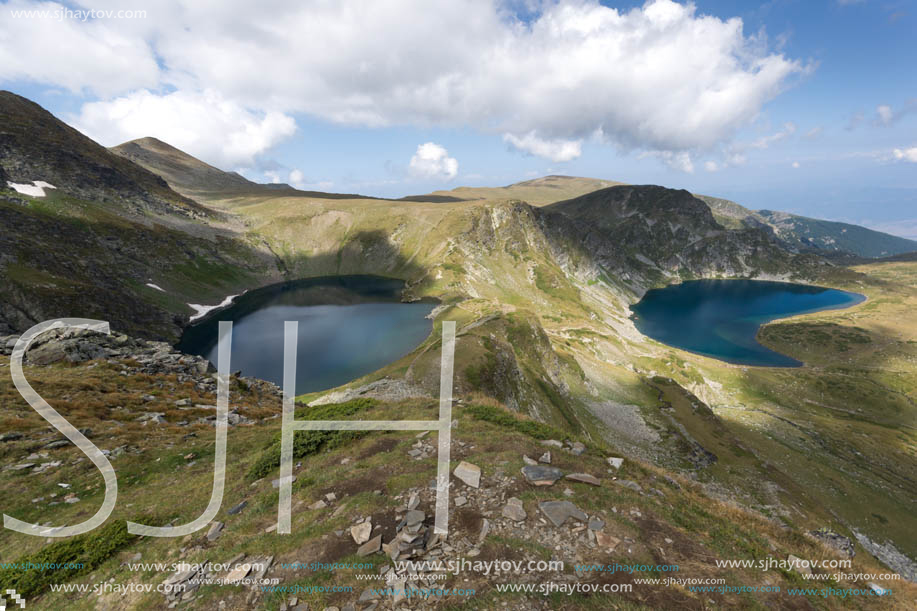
left=278, top=229, right=432, bottom=294
left=0, top=192, right=433, bottom=343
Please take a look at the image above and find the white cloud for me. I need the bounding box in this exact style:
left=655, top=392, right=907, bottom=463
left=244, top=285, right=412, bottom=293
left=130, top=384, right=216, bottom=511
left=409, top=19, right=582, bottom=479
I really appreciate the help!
left=0, top=0, right=805, bottom=165
left=504, top=132, right=582, bottom=162
left=74, top=89, right=296, bottom=168
left=751, top=122, right=796, bottom=149
left=709, top=121, right=795, bottom=170
left=874, top=100, right=917, bottom=127
left=791, top=161, right=800, bottom=168
left=641, top=150, right=694, bottom=173
left=804, top=126, right=823, bottom=139
left=704, top=160, right=719, bottom=172
left=408, top=142, right=458, bottom=180
left=727, top=152, right=747, bottom=166
left=877, top=105, right=893, bottom=125
left=285, top=169, right=332, bottom=190
left=0, top=0, right=159, bottom=97
left=893, top=147, right=917, bottom=163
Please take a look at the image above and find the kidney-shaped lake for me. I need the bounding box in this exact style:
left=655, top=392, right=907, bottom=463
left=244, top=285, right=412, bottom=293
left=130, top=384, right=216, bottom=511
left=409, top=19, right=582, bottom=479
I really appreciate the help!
left=630, top=279, right=865, bottom=367
left=177, top=276, right=435, bottom=394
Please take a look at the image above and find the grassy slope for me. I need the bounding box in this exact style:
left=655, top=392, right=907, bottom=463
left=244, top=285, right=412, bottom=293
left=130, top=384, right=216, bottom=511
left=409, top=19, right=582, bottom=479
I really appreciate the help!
left=0, top=358, right=913, bottom=610
left=4, top=151, right=915, bottom=607
left=0, top=186, right=278, bottom=341
left=621, top=263, right=917, bottom=565
left=182, top=183, right=916, bottom=576
left=422, top=176, right=627, bottom=206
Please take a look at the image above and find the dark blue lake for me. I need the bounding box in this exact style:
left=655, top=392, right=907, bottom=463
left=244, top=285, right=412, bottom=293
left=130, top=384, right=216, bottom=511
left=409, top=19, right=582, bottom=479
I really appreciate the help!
left=177, top=276, right=435, bottom=394
left=630, top=279, right=865, bottom=367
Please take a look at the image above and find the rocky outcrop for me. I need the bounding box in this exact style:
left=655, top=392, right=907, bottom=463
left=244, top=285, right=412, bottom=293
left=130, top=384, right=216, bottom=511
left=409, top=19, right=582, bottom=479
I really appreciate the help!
left=542, top=185, right=823, bottom=291
left=0, top=326, right=280, bottom=396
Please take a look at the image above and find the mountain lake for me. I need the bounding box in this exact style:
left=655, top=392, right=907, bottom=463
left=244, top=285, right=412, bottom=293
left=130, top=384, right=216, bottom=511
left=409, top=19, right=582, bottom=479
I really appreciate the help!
left=177, top=275, right=435, bottom=394
left=629, top=279, right=866, bottom=367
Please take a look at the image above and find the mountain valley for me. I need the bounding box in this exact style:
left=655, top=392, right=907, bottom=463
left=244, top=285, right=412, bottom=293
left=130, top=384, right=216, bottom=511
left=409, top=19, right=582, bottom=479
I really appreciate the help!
left=1, top=91, right=915, bottom=610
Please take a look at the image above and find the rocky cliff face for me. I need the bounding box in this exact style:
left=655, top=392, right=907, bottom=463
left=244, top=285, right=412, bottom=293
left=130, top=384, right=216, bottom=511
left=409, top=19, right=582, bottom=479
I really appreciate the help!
left=542, top=185, right=823, bottom=292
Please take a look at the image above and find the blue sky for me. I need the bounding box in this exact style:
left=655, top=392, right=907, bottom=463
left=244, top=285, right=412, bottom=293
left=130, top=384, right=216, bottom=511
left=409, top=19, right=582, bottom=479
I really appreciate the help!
left=1, top=0, right=915, bottom=237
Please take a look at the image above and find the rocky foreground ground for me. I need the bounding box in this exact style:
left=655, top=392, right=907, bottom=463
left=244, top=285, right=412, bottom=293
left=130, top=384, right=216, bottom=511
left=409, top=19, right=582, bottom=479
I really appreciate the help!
left=0, top=330, right=913, bottom=610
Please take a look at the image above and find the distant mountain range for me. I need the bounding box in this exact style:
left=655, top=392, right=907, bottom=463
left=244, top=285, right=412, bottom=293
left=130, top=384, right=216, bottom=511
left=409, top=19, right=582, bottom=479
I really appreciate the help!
left=695, top=194, right=917, bottom=259
left=111, top=134, right=917, bottom=259
left=0, top=86, right=909, bottom=342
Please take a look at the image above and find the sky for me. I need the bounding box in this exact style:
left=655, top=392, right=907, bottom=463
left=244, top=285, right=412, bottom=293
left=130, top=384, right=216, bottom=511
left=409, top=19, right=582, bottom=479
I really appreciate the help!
left=1, top=0, right=915, bottom=238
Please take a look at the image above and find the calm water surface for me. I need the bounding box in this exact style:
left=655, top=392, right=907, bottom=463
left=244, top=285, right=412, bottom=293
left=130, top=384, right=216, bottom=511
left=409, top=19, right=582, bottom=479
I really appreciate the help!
left=177, top=276, right=435, bottom=394
left=630, top=279, right=865, bottom=367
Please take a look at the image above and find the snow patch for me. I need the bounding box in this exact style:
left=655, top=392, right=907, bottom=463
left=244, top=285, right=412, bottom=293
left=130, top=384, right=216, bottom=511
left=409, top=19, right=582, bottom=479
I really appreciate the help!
left=145, top=283, right=165, bottom=292
left=7, top=180, right=57, bottom=197
left=188, top=294, right=239, bottom=322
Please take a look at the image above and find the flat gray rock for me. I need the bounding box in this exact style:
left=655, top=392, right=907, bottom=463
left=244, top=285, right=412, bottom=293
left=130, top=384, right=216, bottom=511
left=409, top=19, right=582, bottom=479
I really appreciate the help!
left=227, top=501, right=248, bottom=515
left=357, top=535, right=382, bottom=557
left=521, top=465, right=564, bottom=486
left=453, top=461, right=481, bottom=488
left=607, top=457, right=624, bottom=470
left=502, top=498, right=527, bottom=522
left=596, top=531, right=621, bottom=550
left=615, top=479, right=642, bottom=492
left=566, top=473, right=601, bottom=486
left=538, top=501, right=587, bottom=527
left=206, top=521, right=224, bottom=541
left=351, top=521, right=372, bottom=544
left=405, top=510, right=425, bottom=527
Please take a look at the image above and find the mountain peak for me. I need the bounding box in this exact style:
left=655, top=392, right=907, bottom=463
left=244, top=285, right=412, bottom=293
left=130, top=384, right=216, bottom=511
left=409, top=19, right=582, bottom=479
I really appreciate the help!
left=111, top=137, right=257, bottom=195
left=0, top=91, right=200, bottom=216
